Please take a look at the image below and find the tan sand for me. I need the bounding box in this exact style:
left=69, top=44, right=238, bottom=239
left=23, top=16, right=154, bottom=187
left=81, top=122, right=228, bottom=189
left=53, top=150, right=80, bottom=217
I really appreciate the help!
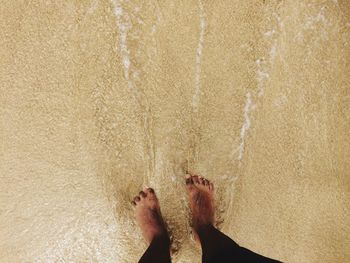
left=1, top=0, right=349, bottom=262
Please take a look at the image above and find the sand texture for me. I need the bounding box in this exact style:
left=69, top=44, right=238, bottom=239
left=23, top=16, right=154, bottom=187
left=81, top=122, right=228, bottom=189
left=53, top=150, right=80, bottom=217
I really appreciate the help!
left=1, top=0, right=350, bottom=262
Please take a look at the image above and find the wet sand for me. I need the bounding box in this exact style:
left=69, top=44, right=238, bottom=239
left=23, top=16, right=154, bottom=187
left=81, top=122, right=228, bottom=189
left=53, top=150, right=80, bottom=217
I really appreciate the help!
left=1, top=1, right=350, bottom=262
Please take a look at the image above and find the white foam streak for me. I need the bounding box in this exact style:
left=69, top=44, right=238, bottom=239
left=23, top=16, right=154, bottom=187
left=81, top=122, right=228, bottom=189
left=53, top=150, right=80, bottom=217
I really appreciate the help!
left=111, top=0, right=146, bottom=105
left=112, top=1, right=131, bottom=80
left=256, top=12, right=281, bottom=97
left=237, top=93, right=253, bottom=161
left=192, top=0, right=206, bottom=112
left=236, top=11, right=282, bottom=161
left=110, top=0, right=154, bottom=180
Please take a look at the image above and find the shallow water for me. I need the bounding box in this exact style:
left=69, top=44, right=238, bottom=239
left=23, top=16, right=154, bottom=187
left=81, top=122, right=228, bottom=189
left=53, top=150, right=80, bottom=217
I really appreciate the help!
left=1, top=1, right=350, bottom=262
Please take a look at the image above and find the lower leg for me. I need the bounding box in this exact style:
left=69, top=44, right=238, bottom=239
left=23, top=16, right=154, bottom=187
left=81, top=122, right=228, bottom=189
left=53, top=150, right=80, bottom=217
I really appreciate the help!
left=197, top=222, right=282, bottom=263
left=139, top=235, right=171, bottom=263
left=196, top=224, right=242, bottom=263
left=185, top=173, right=281, bottom=263
left=197, top=224, right=240, bottom=260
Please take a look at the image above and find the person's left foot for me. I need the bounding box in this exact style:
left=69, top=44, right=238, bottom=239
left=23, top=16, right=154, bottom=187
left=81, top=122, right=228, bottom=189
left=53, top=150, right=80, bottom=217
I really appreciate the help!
left=132, top=187, right=169, bottom=244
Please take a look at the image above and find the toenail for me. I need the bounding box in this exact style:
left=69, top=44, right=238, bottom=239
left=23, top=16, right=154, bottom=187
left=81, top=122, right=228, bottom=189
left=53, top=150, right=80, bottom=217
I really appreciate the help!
left=186, top=178, right=193, bottom=185
left=139, top=191, right=147, bottom=197
left=147, top=187, right=154, bottom=194
left=134, top=196, right=141, bottom=202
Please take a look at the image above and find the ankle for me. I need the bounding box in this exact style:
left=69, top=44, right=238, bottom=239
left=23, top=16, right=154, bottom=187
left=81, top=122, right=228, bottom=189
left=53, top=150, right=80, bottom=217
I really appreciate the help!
left=193, top=216, right=214, bottom=230
left=194, top=223, right=214, bottom=234
left=152, top=232, right=171, bottom=246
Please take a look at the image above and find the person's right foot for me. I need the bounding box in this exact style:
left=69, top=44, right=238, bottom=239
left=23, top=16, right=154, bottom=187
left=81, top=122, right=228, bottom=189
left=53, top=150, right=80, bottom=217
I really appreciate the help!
left=185, top=173, right=215, bottom=241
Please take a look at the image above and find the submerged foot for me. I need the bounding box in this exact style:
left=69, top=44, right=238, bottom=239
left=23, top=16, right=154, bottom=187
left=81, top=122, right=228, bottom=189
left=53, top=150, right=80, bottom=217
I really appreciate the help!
left=185, top=173, right=215, bottom=242
left=132, top=187, right=169, bottom=244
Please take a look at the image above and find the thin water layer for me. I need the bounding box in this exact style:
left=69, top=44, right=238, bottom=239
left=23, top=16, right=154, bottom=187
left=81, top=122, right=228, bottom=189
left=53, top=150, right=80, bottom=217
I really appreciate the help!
left=1, top=1, right=349, bottom=262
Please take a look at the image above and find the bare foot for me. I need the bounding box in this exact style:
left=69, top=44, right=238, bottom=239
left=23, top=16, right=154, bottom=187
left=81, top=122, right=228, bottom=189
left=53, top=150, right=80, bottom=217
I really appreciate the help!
left=185, top=173, right=215, bottom=241
left=132, top=187, right=169, bottom=244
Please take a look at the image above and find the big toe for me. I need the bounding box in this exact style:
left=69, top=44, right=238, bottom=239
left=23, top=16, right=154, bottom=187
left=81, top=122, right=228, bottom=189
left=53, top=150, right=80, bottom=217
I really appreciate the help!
left=145, top=187, right=155, bottom=195
left=143, top=187, right=160, bottom=208
left=185, top=175, right=195, bottom=191
left=201, top=178, right=213, bottom=191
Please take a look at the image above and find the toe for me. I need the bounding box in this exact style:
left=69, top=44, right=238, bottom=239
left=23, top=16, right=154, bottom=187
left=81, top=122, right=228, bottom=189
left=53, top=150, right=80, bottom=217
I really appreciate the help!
left=209, top=183, right=214, bottom=191
left=131, top=200, right=136, bottom=206
left=186, top=171, right=199, bottom=178
left=199, top=177, right=205, bottom=185
left=203, top=179, right=209, bottom=186
left=146, top=187, right=155, bottom=194
left=185, top=177, right=194, bottom=185
left=133, top=196, right=141, bottom=203
left=192, top=175, right=200, bottom=184
left=139, top=191, right=147, bottom=198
